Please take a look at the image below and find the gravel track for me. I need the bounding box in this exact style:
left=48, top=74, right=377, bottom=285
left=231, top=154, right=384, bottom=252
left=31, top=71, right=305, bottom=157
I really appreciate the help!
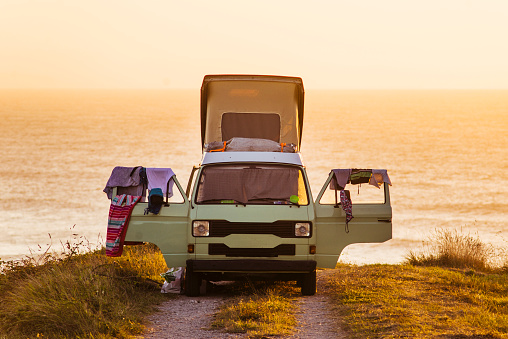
left=288, top=270, right=344, bottom=338
left=139, top=295, right=240, bottom=339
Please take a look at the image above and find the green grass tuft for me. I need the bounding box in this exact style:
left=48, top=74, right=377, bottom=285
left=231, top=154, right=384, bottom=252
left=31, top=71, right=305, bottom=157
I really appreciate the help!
left=211, top=281, right=299, bottom=338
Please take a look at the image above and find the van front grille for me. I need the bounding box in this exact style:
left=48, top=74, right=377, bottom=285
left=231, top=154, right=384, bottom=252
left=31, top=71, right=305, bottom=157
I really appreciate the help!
left=209, top=220, right=295, bottom=237
left=208, top=244, right=295, bottom=257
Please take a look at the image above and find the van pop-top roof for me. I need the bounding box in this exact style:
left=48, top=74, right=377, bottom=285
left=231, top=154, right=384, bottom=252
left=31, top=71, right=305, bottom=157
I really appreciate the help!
left=200, top=75, right=305, bottom=150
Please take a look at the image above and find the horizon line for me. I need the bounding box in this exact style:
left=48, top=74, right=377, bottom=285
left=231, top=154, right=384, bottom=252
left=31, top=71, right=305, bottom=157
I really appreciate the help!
left=1, top=87, right=507, bottom=91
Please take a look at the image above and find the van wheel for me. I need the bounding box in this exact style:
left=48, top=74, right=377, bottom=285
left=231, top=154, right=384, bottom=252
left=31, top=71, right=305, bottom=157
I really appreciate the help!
left=184, top=268, right=201, bottom=297
left=301, top=271, right=316, bottom=296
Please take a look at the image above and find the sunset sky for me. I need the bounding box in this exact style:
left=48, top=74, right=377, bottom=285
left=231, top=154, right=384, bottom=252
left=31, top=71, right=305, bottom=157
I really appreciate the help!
left=1, top=0, right=507, bottom=89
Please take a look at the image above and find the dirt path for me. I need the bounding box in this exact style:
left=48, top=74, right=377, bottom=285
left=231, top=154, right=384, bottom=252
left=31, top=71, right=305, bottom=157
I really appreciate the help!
left=138, top=271, right=345, bottom=339
left=287, top=270, right=344, bottom=338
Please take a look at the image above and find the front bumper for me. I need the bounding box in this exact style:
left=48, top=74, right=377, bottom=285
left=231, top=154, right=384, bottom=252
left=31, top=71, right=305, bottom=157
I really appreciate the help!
left=186, top=259, right=316, bottom=273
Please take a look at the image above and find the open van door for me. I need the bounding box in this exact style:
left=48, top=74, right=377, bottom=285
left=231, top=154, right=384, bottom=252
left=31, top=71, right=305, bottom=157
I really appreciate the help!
left=123, top=175, right=190, bottom=268
left=313, top=170, right=392, bottom=268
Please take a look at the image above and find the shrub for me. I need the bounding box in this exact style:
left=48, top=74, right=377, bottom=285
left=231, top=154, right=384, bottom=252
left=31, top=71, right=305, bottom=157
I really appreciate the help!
left=406, top=228, right=496, bottom=271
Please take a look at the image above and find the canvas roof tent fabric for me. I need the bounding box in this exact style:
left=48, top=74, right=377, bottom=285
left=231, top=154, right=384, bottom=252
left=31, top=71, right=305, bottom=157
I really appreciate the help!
left=200, top=75, right=305, bottom=150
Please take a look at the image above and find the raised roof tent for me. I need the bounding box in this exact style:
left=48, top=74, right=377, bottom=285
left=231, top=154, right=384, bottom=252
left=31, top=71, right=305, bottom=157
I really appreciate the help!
left=200, top=75, right=305, bottom=150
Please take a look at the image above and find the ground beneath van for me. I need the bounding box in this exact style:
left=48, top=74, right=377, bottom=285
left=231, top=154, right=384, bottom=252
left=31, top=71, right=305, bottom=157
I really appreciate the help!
left=138, top=270, right=346, bottom=338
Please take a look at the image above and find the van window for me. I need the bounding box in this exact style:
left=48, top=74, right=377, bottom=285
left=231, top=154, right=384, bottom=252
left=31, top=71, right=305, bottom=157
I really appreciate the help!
left=221, top=113, right=280, bottom=142
left=319, top=183, right=386, bottom=205
left=196, top=164, right=308, bottom=205
left=166, top=179, right=185, bottom=203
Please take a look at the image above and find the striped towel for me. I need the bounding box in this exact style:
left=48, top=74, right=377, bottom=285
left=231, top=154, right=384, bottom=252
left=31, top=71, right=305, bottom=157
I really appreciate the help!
left=106, top=194, right=141, bottom=257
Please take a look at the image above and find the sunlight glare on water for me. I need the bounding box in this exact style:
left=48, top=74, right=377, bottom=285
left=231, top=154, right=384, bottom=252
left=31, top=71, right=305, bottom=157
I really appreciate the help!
left=1, top=89, right=506, bottom=264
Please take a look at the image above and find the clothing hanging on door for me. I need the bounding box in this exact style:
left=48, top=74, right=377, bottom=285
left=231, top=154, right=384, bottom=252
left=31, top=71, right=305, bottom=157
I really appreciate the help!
left=106, top=194, right=141, bottom=257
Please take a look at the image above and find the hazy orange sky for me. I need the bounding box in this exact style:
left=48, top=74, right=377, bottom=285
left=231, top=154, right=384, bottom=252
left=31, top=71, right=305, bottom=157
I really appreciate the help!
left=1, top=0, right=507, bottom=89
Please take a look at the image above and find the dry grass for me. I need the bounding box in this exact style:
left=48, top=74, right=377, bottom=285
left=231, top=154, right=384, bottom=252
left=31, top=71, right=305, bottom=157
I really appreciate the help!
left=406, top=228, right=498, bottom=271
left=0, top=241, right=169, bottom=339
left=321, top=229, right=508, bottom=338
left=324, top=264, right=508, bottom=339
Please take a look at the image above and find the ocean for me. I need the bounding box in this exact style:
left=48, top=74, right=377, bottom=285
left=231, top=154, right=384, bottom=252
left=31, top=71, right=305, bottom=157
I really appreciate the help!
left=1, top=89, right=506, bottom=264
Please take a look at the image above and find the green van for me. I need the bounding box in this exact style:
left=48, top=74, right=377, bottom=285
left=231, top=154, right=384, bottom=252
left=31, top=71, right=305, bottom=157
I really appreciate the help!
left=113, top=75, right=392, bottom=296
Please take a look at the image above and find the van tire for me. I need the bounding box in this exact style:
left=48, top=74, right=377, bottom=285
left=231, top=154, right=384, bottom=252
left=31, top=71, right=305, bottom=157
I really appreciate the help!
left=301, top=271, right=316, bottom=296
left=184, top=268, right=201, bottom=297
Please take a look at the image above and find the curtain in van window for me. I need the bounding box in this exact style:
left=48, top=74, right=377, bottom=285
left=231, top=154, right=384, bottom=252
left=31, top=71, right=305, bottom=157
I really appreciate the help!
left=197, top=167, right=298, bottom=204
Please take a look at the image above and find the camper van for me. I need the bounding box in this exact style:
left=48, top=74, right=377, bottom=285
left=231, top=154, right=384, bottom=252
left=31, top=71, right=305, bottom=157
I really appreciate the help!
left=106, top=75, right=392, bottom=296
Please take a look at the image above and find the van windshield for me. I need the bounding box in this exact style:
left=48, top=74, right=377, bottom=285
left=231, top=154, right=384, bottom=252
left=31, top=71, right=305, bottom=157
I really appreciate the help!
left=195, top=164, right=308, bottom=205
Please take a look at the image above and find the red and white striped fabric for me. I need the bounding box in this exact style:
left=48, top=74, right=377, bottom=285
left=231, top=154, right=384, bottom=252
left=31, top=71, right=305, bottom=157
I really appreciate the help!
left=106, top=194, right=141, bottom=257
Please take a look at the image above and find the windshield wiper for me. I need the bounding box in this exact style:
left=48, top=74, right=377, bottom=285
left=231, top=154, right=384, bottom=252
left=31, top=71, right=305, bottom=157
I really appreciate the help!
left=247, top=198, right=299, bottom=207
left=199, top=199, right=246, bottom=206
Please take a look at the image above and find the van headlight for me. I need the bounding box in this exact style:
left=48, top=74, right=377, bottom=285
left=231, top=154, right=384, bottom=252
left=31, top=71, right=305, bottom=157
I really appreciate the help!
left=295, top=222, right=311, bottom=237
left=193, top=221, right=210, bottom=237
